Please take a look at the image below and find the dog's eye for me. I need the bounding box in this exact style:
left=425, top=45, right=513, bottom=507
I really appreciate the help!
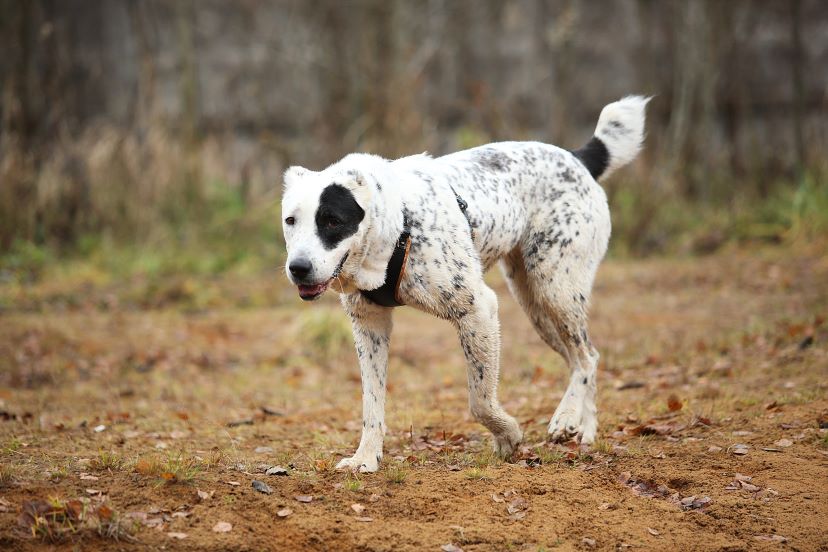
left=324, top=216, right=341, bottom=228
left=285, top=216, right=295, bottom=226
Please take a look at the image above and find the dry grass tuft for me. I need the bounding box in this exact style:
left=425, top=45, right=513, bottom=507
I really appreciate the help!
left=90, top=449, right=124, bottom=471
left=384, top=463, right=408, bottom=484
left=133, top=452, right=202, bottom=483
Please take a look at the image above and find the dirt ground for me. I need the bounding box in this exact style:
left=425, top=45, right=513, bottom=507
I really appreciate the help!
left=1, top=243, right=827, bottom=551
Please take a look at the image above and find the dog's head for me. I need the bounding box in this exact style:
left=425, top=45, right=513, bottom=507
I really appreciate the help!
left=281, top=166, right=371, bottom=300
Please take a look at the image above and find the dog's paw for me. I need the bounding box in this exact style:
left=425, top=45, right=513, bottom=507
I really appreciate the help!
left=335, top=454, right=380, bottom=473
left=547, top=404, right=597, bottom=445
left=492, top=420, right=523, bottom=459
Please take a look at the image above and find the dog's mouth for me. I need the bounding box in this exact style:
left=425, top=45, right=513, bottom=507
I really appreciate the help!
left=296, top=253, right=349, bottom=301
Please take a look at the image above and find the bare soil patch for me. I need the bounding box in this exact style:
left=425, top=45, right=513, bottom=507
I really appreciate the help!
left=1, top=244, right=827, bottom=551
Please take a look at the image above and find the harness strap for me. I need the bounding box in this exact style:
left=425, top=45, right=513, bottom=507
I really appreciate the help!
left=359, top=223, right=411, bottom=308
left=359, top=185, right=473, bottom=308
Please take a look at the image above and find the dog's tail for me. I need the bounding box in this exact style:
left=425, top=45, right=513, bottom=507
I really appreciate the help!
left=572, top=95, right=650, bottom=181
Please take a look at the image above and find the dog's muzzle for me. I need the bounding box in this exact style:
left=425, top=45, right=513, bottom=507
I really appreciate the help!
left=296, top=253, right=349, bottom=301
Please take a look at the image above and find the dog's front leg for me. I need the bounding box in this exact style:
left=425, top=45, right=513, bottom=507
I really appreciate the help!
left=336, top=294, right=392, bottom=473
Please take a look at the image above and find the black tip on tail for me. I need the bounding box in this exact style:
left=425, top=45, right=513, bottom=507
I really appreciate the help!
left=572, top=136, right=609, bottom=180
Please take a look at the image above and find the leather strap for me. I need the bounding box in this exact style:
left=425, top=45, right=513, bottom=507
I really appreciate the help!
left=359, top=185, right=471, bottom=308
left=359, top=226, right=411, bottom=307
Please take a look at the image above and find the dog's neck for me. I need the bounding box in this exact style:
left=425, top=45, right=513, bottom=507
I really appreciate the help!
left=346, top=160, right=407, bottom=292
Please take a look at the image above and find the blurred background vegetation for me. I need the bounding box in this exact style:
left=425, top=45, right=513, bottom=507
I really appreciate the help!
left=1, top=0, right=826, bottom=289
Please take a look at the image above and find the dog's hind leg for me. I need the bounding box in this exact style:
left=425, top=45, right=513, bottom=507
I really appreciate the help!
left=336, top=294, right=393, bottom=473
left=500, top=247, right=600, bottom=445
left=456, top=282, right=523, bottom=458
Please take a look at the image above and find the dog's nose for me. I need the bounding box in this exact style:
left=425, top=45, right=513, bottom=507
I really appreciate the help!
left=289, top=258, right=312, bottom=279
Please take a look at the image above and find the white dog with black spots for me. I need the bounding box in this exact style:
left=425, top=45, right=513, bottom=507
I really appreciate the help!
left=281, top=96, right=650, bottom=472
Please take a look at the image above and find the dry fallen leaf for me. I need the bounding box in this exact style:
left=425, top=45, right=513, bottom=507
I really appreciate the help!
left=506, top=496, right=528, bottom=515
left=730, top=444, right=749, bottom=455
left=277, top=508, right=292, bottom=518
left=491, top=493, right=505, bottom=503
left=351, top=503, right=366, bottom=514
left=197, top=489, right=214, bottom=501
left=667, top=394, right=682, bottom=412
left=212, top=521, right=232, bottom=533
left=252, top=480, right=273, bottom=494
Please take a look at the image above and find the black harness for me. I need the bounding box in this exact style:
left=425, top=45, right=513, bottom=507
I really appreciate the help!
left=359, top=189, right=474, bottom=308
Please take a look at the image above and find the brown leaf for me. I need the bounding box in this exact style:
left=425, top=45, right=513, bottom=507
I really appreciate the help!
left=96, top=505, right=113, bottom=520
left=667, top=394, right=682, bottom=412
left=212, top=521, right=232, bottom=533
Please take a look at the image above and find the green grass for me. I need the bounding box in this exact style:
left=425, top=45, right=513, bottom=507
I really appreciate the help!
left=342, top=473, right=363, bottom=492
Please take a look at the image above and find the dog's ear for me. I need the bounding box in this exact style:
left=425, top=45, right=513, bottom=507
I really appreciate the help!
left=283, top=166, right=308, bottom=191
left=341, top=170, right=372, bottom=210
left=341, top=169, right=368, bottom=190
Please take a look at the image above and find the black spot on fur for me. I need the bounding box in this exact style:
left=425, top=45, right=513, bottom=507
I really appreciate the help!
left=572, top=136, right=609, bottom=180
left=315, top=184, right=365, bottom=250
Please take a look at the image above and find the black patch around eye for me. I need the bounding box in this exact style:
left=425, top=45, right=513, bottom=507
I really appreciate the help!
left=316, top=184, right=365, bottom=250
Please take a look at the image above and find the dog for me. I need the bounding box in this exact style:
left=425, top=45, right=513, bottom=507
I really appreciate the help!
left=281, top=96, right=649, bottom=472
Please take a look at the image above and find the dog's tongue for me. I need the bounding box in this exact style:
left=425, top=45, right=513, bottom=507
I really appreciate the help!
left=298, top=282, right=328, bottom=299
